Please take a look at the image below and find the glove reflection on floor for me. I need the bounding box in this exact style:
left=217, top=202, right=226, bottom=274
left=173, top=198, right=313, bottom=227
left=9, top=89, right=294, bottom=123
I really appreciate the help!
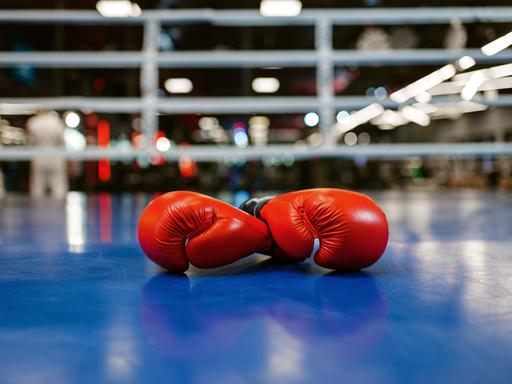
left=140, top=269, right=388, bottom=375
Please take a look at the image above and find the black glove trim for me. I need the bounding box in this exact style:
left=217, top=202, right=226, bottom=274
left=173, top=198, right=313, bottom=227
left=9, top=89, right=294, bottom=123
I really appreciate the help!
left=239, top=196, right=274, bottom=218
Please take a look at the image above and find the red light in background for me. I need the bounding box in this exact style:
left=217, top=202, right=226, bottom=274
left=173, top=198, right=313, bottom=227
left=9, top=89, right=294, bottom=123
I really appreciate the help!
left=150, top=153, right=165, bottom=166
left=98, top=160, right=111, bottom=182
left=131, top=131, right=140, bottom=143
left=85, top=113, right=99, bottom=129
left=97, top=119, right=111, bottom=182
left=178, top=142, right=196, bottom=178
left=233, top=121, right=246, bottom=130
left=153, top=130, right=165, bottom=143
left=93, top=77, right=106, bottom=92
left=131, top=131, right=146, bottom=149
left=179, top=155, right=197, bottom=178
left=97, top=120, right=110, bottom=146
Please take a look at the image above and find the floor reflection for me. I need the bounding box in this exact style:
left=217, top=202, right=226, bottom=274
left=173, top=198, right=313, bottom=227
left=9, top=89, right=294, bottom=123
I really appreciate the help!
left=1, top=191, right=512, bottom=383
left=66, top=192, right=86, bottom=252
left=140, top=270, right=387, bottom=382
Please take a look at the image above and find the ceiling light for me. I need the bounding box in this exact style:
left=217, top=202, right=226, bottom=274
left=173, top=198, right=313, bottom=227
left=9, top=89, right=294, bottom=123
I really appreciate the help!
left=415, top=92, right=432, bottom=103
left=481, top=31, right=512, bottom=56
left=64, top=111, right=80, bottom=128
left=390, top=64, right=456, bottom=103
left=453, top=63, right=512, bottom=83
left=430, top=101, right=488, bottom=120
left=96, top=1, right=141, bottom=18
left=371, top=109, right=409, bottom=127
left=461, top=72, right=486, bottom=101
left=260, top=0, right=302, bottom=17
left=304, top=112, right=319, bottom=127
left=412, top=103, right=438, bottom=114
left=252, top=77, right=280, bottom=93
left=233, top=130, right=249, bottom=148
left=456, top=55, right=476, bottom=70
left=164, top=78, right=193, bottom=94
left=400, top=106, right=430, bottom=126
left=155, top=137, right=171, bottom=152
left=334, top=103, right=384, bottom=135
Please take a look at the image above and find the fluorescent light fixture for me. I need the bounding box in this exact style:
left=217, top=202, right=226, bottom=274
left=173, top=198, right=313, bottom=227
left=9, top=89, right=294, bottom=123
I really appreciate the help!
left=412, top=103, right=438, bottom=114
left=304, top=112, right=319, bottom=127
left=456, top=55, right=476, bottom=70
left=483, top=63, right=512, bottom=79
left=483, top=89, right=499, bottom=100
left=64, top=111, right=80, bottom=128
left=390, top=64, right=456, bottom=103
left=415, top=92, right=432, bottom=103
left=481, top=31, right=512, bottom=56
left=428, top=80, right=467, bottom=96
left=430, top=76, right=512, bottom=97
left=480, top=76, right=512, bottom=92
left=260, top=0, right=302, bottom=17
left=252, top=77, right=280, bottom=93
left=430, top=101, right=488, bottom=120
left=453, top=63, right=512, bottom=82
left=461, top=72, right=486, bottom=101
left=371, top=109, right=409, bottom=128
left=164, top=78, right=193, bottom=94
left=334, top=103, right=384, bottom=135
left=400, top=105, right=430, bottom=126
left=96, top=1, right=141, bottom=17
left=131, top=2, right=141, bottom=16
left=450, top=101, right=488, bottom=114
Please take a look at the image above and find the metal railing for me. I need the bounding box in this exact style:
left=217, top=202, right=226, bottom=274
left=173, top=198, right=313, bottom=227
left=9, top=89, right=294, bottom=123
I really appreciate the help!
left=1, top=7, right=512, bottom=160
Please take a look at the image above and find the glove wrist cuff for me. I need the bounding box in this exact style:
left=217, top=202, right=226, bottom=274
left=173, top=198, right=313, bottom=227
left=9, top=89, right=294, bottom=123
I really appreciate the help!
left=239, top=196, right=274, bottom=218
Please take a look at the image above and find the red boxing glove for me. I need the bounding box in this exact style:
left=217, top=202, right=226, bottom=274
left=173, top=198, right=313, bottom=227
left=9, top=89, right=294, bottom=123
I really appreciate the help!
left=240, top=188, right=389, bottom=271
left=138, top=191, right=271, bottom=273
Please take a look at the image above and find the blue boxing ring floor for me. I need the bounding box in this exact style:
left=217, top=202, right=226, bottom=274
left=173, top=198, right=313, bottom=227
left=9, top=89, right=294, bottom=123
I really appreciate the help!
left=0, top=191, right=511, bottom=383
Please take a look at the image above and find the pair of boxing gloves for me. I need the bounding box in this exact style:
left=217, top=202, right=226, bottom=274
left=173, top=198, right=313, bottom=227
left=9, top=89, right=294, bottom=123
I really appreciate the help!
left=138, top=188, right=389, bottom=273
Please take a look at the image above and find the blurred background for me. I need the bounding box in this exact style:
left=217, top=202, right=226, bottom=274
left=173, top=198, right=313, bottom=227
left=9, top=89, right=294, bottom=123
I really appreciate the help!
left=1, top=0, right=512, bottom=196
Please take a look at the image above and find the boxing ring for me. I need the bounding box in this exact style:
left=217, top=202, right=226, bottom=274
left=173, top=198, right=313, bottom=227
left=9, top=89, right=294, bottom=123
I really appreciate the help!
left=1, top=191, right=511, bottom=382
left=1, top=7, right=512, bottom=161
left=1, top=6, right=512, bottom=383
